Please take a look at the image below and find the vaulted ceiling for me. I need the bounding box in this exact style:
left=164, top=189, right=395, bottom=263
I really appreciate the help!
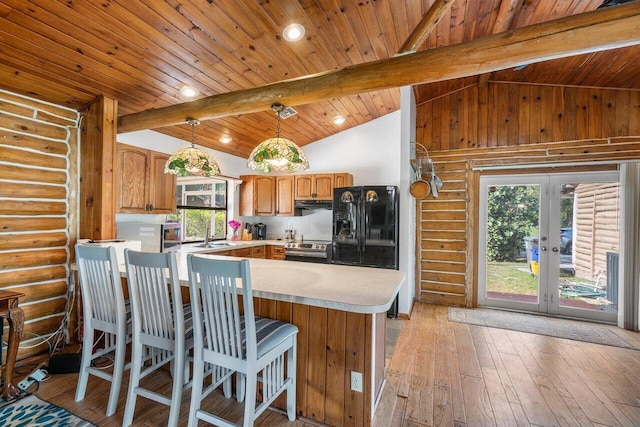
left=0, top=0, right=638, bottom=158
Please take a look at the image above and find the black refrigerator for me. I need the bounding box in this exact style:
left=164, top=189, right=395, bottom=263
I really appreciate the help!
left=332, top=186, right=399, bottom=316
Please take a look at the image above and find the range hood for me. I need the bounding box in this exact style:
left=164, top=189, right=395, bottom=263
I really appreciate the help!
left=294, top=199, right=333, bottom=210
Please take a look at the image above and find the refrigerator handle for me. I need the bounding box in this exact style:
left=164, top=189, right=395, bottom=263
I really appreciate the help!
left=360, top=198, right=366, bottom=252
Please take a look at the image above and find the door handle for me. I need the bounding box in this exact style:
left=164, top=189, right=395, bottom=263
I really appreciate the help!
left=541, top=246, right=547, bottom=251
left=551, top=247, right=559, bottom=252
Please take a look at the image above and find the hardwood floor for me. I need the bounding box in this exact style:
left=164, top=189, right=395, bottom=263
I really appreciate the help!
left=373, top=303, right=640, bottom=427
left=24, top=302, right=640, bottom=426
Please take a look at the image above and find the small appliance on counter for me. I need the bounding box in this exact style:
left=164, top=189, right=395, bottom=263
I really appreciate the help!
left=116, top=222, right=182, bottom=252
left=253, top=223, right=267, bottom=240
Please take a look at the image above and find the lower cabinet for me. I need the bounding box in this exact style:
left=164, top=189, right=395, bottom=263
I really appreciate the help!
left=206, top=245, right=283, bottom=259
left=250, top=246, right=266, bottom=259
left=268, top=245, right=286, bottom=260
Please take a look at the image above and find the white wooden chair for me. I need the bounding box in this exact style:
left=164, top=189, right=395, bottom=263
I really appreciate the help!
left=186, top=255, right=298, bottom=427
left=74, top=244, right=130, bottom=417
left=122, top=250, right=192, bottom=427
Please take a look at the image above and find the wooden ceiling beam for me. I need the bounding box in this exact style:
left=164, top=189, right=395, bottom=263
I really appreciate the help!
left=397, top=0, right=455, bottom=55
left=118, top=2, right=640, bottom=134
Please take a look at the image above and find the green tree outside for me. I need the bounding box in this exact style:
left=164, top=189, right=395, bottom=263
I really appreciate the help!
left=487, top=185, right=539, bottom=262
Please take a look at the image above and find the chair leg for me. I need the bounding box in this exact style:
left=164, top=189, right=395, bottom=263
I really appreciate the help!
left=75, top=324, right=94, bottom=403
left=188, top=355, right=205, bottom=427
left=243, top=371, right=257, bottom=427
left=122, top=343, right=144, bottom=427
left=236, top=373, right=245, bottom=402
left=167, top=346, right=185, bottom=427
left=286, top=338, right=297, bottom=421
left=223, top=375, right=232, bottom=399
left=106, top=331, right=126, bottom=417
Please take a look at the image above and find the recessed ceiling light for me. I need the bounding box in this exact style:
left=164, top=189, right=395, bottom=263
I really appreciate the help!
left=179, top=85, right=199, bottom=98
left=333, top=115, right=346, bottom=125
left=282, top=23, right=305, bottom=42
left=219, top=135, right=232, bottom=144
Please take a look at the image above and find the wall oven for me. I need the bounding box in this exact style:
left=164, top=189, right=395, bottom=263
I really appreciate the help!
left=284, top=241, right=331, bottom=264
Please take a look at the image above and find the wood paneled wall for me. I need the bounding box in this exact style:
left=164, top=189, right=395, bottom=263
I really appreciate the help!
left=0, top=89, right=79, bottom=360
left=415, top=82, right=640, bottom=307
left=417, top=82, right=640, bottom=150
left=254, top=298, right=373, bottom=427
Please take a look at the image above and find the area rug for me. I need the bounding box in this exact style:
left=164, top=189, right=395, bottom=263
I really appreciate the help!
left=0, top=393, right=95, bottom=426
left=448, top=307, right=638, bottom=350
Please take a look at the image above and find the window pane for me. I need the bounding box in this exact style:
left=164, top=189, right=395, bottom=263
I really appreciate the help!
left=185, top=194, right=212, bottom=207
left=214, top=182, right=227, bottom=208
left=185, top=183, right=212, bottom=192
left=182, top=209, right=211, bottom=242
left=213, top=210, right=227, bottom=239
left=175, top=185, right=182, bottom=207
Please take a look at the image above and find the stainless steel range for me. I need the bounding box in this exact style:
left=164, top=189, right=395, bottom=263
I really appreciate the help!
left=284, top=240, right=331, bottom=263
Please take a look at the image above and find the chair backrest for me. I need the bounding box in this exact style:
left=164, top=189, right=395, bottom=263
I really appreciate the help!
left=187, top=255, right=257, bottom=362
left=124, top=250, right=183, bottom=343
left=76, top=244, right=126, bottom=327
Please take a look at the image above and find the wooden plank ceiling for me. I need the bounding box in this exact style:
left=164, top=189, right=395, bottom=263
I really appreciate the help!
left=0, top=0, right=638, bottom=159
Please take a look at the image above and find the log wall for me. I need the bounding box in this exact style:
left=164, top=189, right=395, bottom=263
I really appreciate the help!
left=416, top=82, right=640, bottom=307
left=0, top=89, right=79, bottom=360
left=573, top=183, right=621, bottom=281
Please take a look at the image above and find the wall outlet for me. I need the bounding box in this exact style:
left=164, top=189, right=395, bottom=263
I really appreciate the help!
left=351, top=371, right=363, bottom=393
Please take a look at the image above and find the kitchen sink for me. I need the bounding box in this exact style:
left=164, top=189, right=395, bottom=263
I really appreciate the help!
left=197, top=242, right=232, bottom=248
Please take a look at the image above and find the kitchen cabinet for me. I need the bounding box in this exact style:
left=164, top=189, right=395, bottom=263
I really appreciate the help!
left=268, top=245, right=286, bottom=260
left=250, top=245, right=266, bottom=258
left=116, top=143, right=176, bottom=214
left=294, top=174, right=335, bottom=200
left=334, top=172, right=353, bottom=189
left=294, top=173, right=353, bottom=200
left=240, top=172, right=352, bottom=216
left=239, top=175, right=295, bottom=217
left=232, top=247, right=252, bottom=258
left=275, top=176, right=295, bottom=216
left=239, top=175, right=275, bottom=216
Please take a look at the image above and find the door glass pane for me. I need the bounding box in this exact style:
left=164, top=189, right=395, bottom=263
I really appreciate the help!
left=557, top=181, right=619, bottom=315
left=486, top=184, right=540, bottom=304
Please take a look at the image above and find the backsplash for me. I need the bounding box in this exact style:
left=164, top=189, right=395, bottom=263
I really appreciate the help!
left=239, top=209, right=333, bottom=241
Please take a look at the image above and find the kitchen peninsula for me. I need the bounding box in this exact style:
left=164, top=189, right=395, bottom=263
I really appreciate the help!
left=118, top=245, right=403, bottom=426
left=184, top=250, right=403, bottom=426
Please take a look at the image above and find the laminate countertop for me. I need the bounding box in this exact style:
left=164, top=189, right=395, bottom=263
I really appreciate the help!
left=77, top=241, right=404, bottom=315
left=177, top=239, right=284, bottom=253
left=174, top=253, right=405, bottom=315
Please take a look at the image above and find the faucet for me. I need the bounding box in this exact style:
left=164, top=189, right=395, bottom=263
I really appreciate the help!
left=204, top=224, right=210, bottom=245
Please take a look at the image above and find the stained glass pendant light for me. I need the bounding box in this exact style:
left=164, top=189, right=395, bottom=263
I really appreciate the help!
left=247, top=103, right=309, bottom=173
left=164, top=118, right=221, bottom=177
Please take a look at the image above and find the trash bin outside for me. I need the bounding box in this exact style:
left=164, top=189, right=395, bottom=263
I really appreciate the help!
left=524, top=236, right=539, bottom=273
left=532, top=248, right=539, bottom=262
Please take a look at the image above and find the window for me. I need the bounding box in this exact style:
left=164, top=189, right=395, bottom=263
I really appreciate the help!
left=170, top=178, right=228, bottom=242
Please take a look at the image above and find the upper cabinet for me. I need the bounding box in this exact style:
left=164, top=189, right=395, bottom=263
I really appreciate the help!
left=334, top=173, right=354, bottom=189
left=294, top=174, right=335, bottom=200
left=275, top=176, right=295, bottom=216
left=239, top=175, right=276, bottom=216
left=239, top=172, right=352, bottom=216
left=116, top=144, right=176, bottom=214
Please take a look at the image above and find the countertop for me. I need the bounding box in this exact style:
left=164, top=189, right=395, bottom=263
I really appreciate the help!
left=175, top=254, right=405, bottom=314
left=80, top=240, right=404, bottom=314
left=177, top=239, right=285, bottom=254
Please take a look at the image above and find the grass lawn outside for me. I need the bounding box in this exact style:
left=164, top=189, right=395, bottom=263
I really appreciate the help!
left=486, top=261, right=538, bottom=296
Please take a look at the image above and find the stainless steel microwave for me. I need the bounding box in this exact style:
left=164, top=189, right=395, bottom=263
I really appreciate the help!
left=116, top=222, right=182, bottom=253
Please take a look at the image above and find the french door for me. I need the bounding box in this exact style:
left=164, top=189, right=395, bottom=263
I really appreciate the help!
left=478, top=171, right=620, bottom=323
